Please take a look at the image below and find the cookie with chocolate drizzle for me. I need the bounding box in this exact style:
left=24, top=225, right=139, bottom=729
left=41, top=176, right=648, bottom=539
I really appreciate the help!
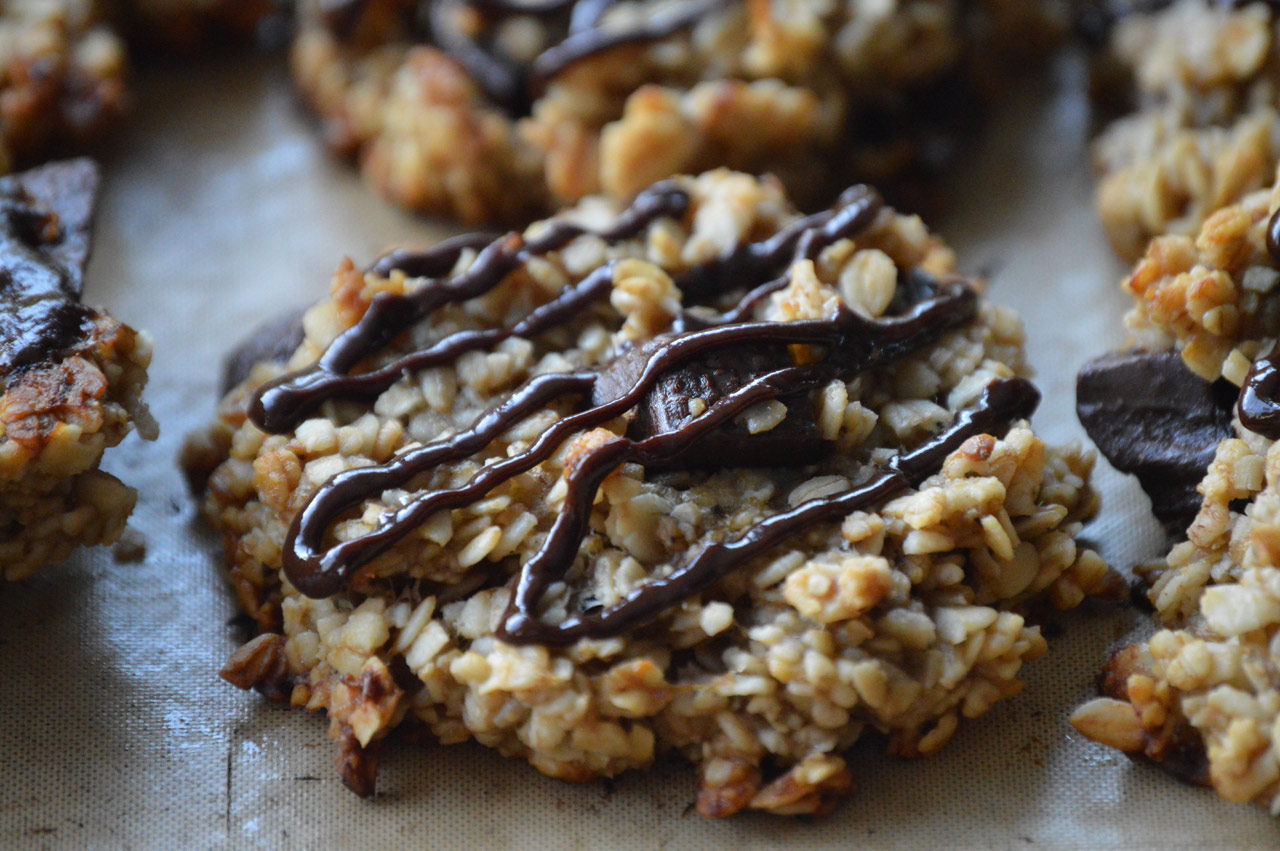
left=192, top=170, right=1118, bottom=814
left=1072, top=166, right=1280, bottom=815
left=0, top=158, right=155, bottom=581
left=289, top=0, right=1068, bottom=223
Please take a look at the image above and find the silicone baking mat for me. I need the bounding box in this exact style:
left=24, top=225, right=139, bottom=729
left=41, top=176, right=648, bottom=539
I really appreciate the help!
left=1, top=54, right=1275, bottom=849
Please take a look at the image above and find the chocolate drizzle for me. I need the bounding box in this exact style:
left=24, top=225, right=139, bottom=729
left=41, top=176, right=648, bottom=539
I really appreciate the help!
left=250, top=179, right=1032, bottom=642
left=344, top=0, right=730, bottom=113
left=1233, top=209, right=1280, bottom=439
left=499, top=377, right=1039, bottom=645
left=0, top=159, right=100, bottom=377
left=1239, top=340, right=1280, bottom=440
left=249, top=179, right=693, bottom=433
left=1266, top=207, right=1280, bottom=267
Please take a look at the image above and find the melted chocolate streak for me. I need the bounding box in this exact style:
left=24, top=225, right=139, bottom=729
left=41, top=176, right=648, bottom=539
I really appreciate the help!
left=503, top=376, right=1039, bottom=645
left=250, top=180, right=1034, bottom=642
left=1238, top=207, right=1280, bottom=440
left=0, top=185, right=91, bottom=376
left=424, top=0, right=729, bottom=110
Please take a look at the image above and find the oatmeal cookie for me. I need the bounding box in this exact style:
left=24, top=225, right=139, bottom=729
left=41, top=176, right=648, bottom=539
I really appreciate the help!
left=289, top=0, right=1067, bottom=225
left=1073, top=160, right=1280, bottom=814
left=1084, top=0, right=1280, bottom=259
left=0, top=158, right=154, bottom=581
left=189, top=169, right=1120, bottom=815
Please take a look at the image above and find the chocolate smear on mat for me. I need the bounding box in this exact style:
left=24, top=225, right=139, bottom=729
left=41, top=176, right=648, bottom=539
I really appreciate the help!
left=498, top=377, right=1037, bottom=645
left=1077, top=349, right=1234, bottom=537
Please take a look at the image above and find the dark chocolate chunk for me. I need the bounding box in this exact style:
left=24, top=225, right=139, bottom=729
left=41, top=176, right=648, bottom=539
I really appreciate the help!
left=1077, top=349, right=1235, bottom=537
left=220, top=307, right=307, bottom=395
left=603, top=342, right=829, bottom=469
left=0, top=158, right=100, bottom=376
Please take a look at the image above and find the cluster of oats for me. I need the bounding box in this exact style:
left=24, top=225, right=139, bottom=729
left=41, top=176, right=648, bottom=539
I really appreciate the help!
left=1090, top=0, right=1280, bottom=259
left=1119, top=170, right=1280, bottom=382
left=289, top=0, right=1066, bottom=224
left=0, top=313, right=154, bottom=580
left=195, top=169, right=1119, bottom=816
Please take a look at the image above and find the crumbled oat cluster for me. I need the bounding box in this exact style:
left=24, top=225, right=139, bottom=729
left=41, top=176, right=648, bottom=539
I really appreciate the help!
left=0, top=307, right=154, bottom=580
left=0, top=158, right=155, bottom=580
left=1119, top=171, right=1280, bottom=382
left=1088, top=0, right=1280, bottom=259
left=290, top=0, right=1068, bottom=224
left=190, top=170, right=1119, bottom=817
left=1071, top=428, right=1280, bottom=811
left=1073, top=159, right=1280, bottom=814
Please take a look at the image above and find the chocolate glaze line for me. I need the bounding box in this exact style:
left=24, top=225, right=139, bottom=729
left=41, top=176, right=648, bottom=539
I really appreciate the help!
left=282, top=279, right=975, bottom=598
left=420, top=0, right=728, bottom=110
left=529, top=0, right=731, bottom=91
left=251, top=182, right=881, bottom=435
left=249, top=179, right=691, bottom=433
left=1236, top=209, right=1280, bottom=439
left=498, top=377, right=1041, bottom=645
left=1266, top=207, right=1280, bottom=266
left=1239, top=340, right=1280, bottom=439
left=369, top=233, right=498, bottom=279
left=270, top=182, right=897, bottom=598
left=314, top=185, right=879, bottom=405
left=285, top=262, right=618, bottom=411
left=427, top=0, right=528, bottom=110
left=676, top=184, right=883, bottom=325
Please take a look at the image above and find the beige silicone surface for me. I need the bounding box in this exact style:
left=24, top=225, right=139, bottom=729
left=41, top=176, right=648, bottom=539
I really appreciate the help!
left=1, top=54, right=1275, bottom=849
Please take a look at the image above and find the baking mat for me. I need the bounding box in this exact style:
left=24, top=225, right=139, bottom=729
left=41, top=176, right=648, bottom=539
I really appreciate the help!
left=1, top=53, right=1275, bottom=849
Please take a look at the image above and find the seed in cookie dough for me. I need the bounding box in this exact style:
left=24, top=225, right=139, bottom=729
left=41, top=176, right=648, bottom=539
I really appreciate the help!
left=191, top=169, right=1119, bottom=815
left=0, top=158, right=154, bottom=581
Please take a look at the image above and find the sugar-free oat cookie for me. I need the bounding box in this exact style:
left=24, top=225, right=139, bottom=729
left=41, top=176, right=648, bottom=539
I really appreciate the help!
left=188, top=169, right=1120, bottom=815
left=1083, top=0, right=1280, bottom=259
left=289, top=0, right=1068, bottom=224
left=1073, top=164, right=1280, bottom=813
left=0, top=158, right=154, bottom=581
